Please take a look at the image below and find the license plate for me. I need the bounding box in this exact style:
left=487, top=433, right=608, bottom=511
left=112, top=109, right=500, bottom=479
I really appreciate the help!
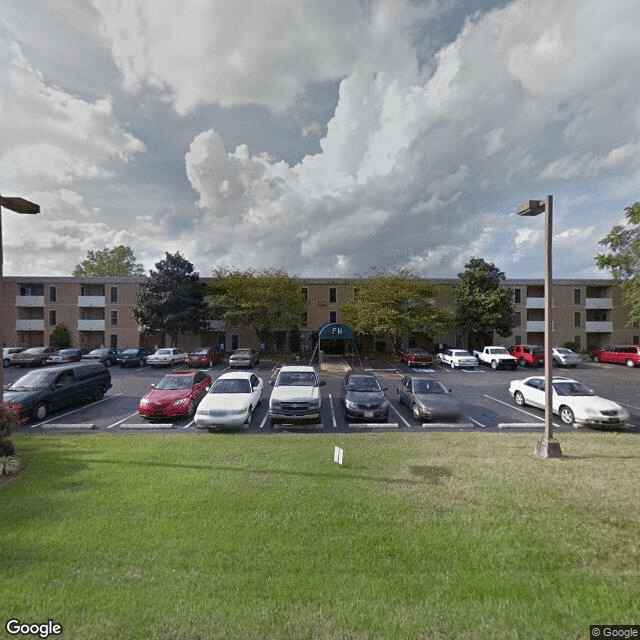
left=364, top=411, right=374, bottom=418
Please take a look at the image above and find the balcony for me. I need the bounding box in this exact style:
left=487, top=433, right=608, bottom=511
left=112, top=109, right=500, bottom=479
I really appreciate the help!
left=585, top=321, right=613, bottom=333
left=78, top=319, right=105, bottom=331
left=16, top=295, right=44, bottom=307
left=526, top=297, right=545, bottom=309
left=16, top=319, right=45, bottom=331
left=526, top=321, right=545, bottom=333
left=78, top=295, right=105, bottom=307
left=585, top=298, right=613, bottom=309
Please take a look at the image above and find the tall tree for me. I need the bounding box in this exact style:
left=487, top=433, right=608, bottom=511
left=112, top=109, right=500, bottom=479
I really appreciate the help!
left=454, top=257, right=517, bottom=350
left=596, top=202, right=640, bottom=326
left=73, top=245, right=145, bottom=277
left=340, top=267, right=452, bottom=352
left=207, top=267, right=306, bottom=345
left=131, top=252, right=208, bottom=346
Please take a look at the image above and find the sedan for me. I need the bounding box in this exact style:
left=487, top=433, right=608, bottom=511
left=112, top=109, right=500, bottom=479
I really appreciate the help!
left=3, top=347, right=25, bottom=368
left=185, top=348, right=224, bottom=368
left=509, top=376, right=629, bottom=428
left=195, top=371, right=263, bottom=429
left=12, top=346, right=57, bottom=367
left=138, top=369, right=212, bottom=420
left=82, top=348, right=119, bottom=367
left=437, top=349, right=478, bottom=369
left=400, top=349, right=433, bottom=367
left=397, top=375, right=462, bottom=422
left=551, top=347, right=582, bottom=367
left=341, top=373, right=389, bottom=422
left=117, top=347, right=151, bottom=368
left=146, top=348, right=187, bottom=368
left=46, top=348, right=84, bottom=364
left=228, top=348, right=260, bottom=368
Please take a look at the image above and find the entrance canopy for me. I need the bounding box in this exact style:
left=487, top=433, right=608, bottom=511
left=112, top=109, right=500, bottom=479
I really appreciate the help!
left=317, top=322, right=355, bottom=341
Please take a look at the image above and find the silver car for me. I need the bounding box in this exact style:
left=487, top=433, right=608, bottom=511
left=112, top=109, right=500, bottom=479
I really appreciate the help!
left=3, top=347, right=25, bottom=368
left=146, top=348, right=187, bottom=368
left=551, top=347, right=582, bottom=367
left=397, top=375, right=462, bottom=422
left=228, top=348, right=260, bottom=368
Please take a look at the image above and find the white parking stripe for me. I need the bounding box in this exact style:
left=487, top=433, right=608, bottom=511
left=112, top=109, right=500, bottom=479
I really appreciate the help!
left=389, top=402, right=412, bottom=428
left=483, top=394, right=561, bottom=427
left=107, top=410, right=139, bottom=429
left=329, top=394, right=338, bottom=428
left=31, top=393, right=123, bottom=427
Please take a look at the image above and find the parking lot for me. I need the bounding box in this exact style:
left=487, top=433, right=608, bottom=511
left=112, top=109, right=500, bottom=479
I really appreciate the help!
left=5, top=356, right=640, bottom=435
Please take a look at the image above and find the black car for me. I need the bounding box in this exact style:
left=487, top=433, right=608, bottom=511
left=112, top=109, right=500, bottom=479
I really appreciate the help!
left=341, top=372, right=389, bottom=422
left=46, top=348, right=85, bottom=364
left=117, top=347, right=151, bottom=368
left=82, top=348, right=119, bottom=367
left=4, top=362, right=112, bottom=421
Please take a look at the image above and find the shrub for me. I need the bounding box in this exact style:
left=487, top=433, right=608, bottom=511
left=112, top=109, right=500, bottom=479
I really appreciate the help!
left=0, top=455, right=20, bottom=476
left=0, top=402, right=21, bottom=440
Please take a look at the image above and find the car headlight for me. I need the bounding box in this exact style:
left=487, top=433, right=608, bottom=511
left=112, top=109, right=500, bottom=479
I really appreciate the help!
left=175, top=398, right=187, bottom=405
left=380, top=399, right=390, bottom=410
left=345, top=399, right=358, bottom=410
left=270, top=399, right=281, bottom=410
left=309, top=398, right=321, bottom=410
left=139, top=398, right=149, bottom=406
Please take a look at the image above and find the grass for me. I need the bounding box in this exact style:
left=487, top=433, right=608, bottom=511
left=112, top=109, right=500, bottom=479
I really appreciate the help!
left=1, top=431, right=639, bottom=640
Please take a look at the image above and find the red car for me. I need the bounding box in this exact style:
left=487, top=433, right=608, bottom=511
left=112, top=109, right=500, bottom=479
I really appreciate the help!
left=400, top=348, right=433, bottom=367
left=508, top=344, right=544, bottom=367
left=592, top=345, right=640, bottom=368
left=138, top=369, right=212, bottom=420
left=185, top=348, right=224, bottom=368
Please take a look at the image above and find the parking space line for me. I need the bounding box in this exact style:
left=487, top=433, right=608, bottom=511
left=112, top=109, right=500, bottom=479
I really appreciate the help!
left=389, top=403, right=412, bottom=428
left=329, top=394, right=338, bottom=428
left=468, top=417, right=487, bottom=429
left=107, top=410, right=139, bottom=429
left=483, top=394, right=561, bottom=427
left=31, top=393, right=123, bottom=428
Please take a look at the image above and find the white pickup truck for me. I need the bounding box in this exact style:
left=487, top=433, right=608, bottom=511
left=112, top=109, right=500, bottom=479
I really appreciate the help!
left=473, top=346, right=518, bottom=370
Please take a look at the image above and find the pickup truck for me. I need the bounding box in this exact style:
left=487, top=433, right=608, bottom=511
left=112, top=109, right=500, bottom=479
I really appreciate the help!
left=473, top=346, right=518, bottom=370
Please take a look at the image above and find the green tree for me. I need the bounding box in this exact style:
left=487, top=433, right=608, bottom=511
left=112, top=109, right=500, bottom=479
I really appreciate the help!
left=596, top=202, right=640, bottom=326
left=73, top=245, right=145, bottom=277
left=131, top=252, right=208, bottom=346
left=454, top=257, right=517, bottom=351
left=340, top=267, right=452, bottom=352
left=50, top=324, right=71, bottom=349
left=207, top=267, right=306, bottom=346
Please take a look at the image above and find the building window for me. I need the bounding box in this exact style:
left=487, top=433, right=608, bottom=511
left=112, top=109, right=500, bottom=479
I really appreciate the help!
left=329, top=311, right=337, bottom=323
left=634, top=336, right=639, bottom=345
left=232, top=335, right=239, bottom=351
left=329, top=287, right=337, bottom=303
left=514, top=335, right=522, bottom=345
left=49, top=310, right=57, bottom=326
left=110, top=334, right=118, bottom=349
left=574, top=335, right=581, bottom=349
left=111, top=311, right=118, bottom=326
left=49, top=286, right=57, bottom=302
left=110, top=287, right=118, bottom=302
left=574, top=288, right=581, bottom=304
left=574, top=312, right=581, bottom=328
left=514, top=288, right=521, bottom=304
left=514, top=311, right=521, bottom=326
left=300, top=287, right=308, bottom=301
left=301, top=312, right=308, bottom=327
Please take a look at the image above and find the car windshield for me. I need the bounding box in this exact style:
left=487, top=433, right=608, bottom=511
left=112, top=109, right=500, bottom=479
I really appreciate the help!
left=210, top=379, right=251, bottom=394
left=453, top=350, right=471, bottom=357
left=89, top=349, right=106, bottom=355
left=233, top=350, right=251, bottom=356
left=553, top=381, right=594, bottom=396
left=277, top=372, right=317, bottom=386
left=155, top=350, right=172, bottom=355
left=122, top=349, right=138, bottom=355
left=489, top=348, right=509, bottom=355
left=155, top=376, right=193, bottom=391
left=8, top=370, right=56, bottom=390
left=531, top=347, right=544, bottom=354
left=555, top=348, right=572, bottom=354
left=413, top=380, right=447, bottom=394
left=192, top=350, right=208, bottom=356
left=347, top=377, right=382, bottom=392
left=410, top=350, right=428, bottom=356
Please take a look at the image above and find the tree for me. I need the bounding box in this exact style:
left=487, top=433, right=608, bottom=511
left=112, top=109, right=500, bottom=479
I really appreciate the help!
left=50, top=324, right=71, bottom=349
left=596, top=202, right=640, bottom=326
left=207, top=267, right=306, bottom=346
left=73, top=245, right=145, bottom=277
left=340, top=267, right=452, bottom=352
left=454, top=257, right=517, bottom=350
left=131, top=252, right=208, bottom=346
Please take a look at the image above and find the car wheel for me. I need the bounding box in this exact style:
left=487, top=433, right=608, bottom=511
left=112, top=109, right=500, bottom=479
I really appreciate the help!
left=626, top=359, right=635, bottom=368
left=187, top=401, right=196, bottom=418
left=40, top=358, right=47, bottom=366
left=552, top=357, right=560, bottom=367
left=490, top=360, right=498, bottom=370
left=3, top=358, right=9, bottom=368
left=592, top=355, right=600, bottom=363
left=519, top=358, right=527, bottom=367
left=411, top=404, right=422, bottom=421
left=169, top=360, right=175, bottom=368
left=93, top=385, right=106, bottom=401
left=560, top=405, right=575, bottom=425
left=245, top=405, right=253, bottom=424
left=34, top=402, right=48, bottom=421
left=450, top=361, right=455, bottom=369
left=514, top=391, right=526, bottom=407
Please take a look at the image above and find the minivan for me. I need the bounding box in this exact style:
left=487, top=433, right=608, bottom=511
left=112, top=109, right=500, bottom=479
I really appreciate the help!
left=4, top=362, right=112, bottom=422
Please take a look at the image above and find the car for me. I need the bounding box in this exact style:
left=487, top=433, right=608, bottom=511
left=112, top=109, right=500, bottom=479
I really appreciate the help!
left=3, top=347, right=25, bottom=367
left=509, top=376, right=629, bottom=428
left=194, top=371, right=263, bottom=429
left=12, top=346, right=57, bottom=367
left=46, top=348, right=84, bottom=364
left=397, top=375, right=462, bottom=422
left=146, top=348, right=187, bottom=368
left=436, top=349, right=478, bottom=369
left=4, top=362, right=112, bottom=422
left=117, top=347, right=151, bottom=368
left=185, top=348, right=224, bottom=368
left=268, top=365, right=325, bottom=427
left=508, top=344, right=544, bottom=367
left=228, top=348, right=260, bottom=368
left=82, top=348, right=119, bottom=367
left=400, top=348, right=433, bottom=367
left=551, top=347, right=582, bottom=367
left=138, top=369, right=212, bottom=420
left=341, top=373, right=389, bottom=422
left=591, top=345, right=640, bottom=368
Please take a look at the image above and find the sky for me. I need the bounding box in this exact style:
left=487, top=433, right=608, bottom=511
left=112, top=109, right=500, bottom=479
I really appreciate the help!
left=1, top=0, right=639, bottom=281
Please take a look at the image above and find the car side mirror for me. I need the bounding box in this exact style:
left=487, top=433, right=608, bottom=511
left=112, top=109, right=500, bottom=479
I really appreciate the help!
left=150, top=384, right=155, bottom=389
left=319, top=379, right=326, bottom=386
left=382, top=385, right=388, bottom=390
left=269, top=380, right=274, bottom=386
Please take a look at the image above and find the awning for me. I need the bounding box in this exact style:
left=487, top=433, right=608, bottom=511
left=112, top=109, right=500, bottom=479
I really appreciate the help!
left=317, top=322, right=355, bottom=341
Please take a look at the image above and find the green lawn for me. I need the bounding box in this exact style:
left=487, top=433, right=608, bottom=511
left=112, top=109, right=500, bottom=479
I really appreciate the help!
left=2, top=431, right=639, bottom=640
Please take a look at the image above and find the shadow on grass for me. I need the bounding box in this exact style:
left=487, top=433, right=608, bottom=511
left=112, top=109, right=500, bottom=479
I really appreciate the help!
left=409, top=465, right=452, bottom=484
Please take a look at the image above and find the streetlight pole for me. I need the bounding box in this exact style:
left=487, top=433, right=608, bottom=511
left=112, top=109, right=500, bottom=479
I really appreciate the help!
left=0, top=194, right=40, bottom=403
left=516, top=195, right=562, bottom=458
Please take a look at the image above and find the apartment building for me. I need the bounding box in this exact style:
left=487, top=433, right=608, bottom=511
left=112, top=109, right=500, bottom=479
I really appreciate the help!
left=1, top=276, right=635, bottom=354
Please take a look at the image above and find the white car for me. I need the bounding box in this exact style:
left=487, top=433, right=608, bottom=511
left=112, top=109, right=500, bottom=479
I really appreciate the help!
left=195, top=371, right=263, bottom=429
left=268, top=365, right=325, bottom=427
left=437, top=349, right=478, bottom=369
left=509, top=376, right=629, bottom=428
left=146, top=348, right=187, bottom=368
left=3, top=347, right=25, bottom=368
left=551, top=347, right=582, bottom=367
